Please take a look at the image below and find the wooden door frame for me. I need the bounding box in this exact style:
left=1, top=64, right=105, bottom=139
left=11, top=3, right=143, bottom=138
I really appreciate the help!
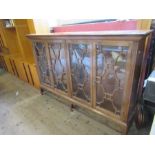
left=46, top=39, right=70, bottom=96
left=66, top=39, right=93, bottom=107
left=32, top=40, right=52, bottom=88
left=92, top=39, right=135, bottom=120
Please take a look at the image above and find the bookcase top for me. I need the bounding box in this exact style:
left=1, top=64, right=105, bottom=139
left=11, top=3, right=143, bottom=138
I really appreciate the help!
left=27, top=30, right=153, bottom=38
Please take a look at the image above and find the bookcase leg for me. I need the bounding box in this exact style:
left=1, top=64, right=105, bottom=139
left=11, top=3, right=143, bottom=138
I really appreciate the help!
left=70, top=104, right=76, bottom=112
left=40, top=88, right=44, bottom=95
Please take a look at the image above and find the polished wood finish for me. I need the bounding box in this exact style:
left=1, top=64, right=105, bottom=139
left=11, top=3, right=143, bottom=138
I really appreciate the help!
left=28, top=30, right=152, bottom=37
left=27, top=30, right=152, bottom=133
left=0, top=19, right=41, bottom=89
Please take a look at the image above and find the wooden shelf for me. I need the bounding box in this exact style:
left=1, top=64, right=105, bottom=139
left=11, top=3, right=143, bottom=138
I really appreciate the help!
left=0, top=19, right=36, bottom=63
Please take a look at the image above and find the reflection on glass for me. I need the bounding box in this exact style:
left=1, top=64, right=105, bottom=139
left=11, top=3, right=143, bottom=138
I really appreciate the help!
left=69, top=43, right=91, bottom=102
left=35, top=42, right=51, bottom=85
left=48, top=42, right=68, bottom=92
left=96, top=45, right=128, bottom=115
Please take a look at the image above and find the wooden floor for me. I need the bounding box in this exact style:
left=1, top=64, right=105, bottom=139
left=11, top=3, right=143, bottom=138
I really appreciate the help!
left=0, top=70, right=152, bottom=135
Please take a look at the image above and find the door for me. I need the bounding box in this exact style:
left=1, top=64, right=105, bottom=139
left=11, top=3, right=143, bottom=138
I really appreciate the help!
left=33, top=41, right=51, bottom=87
left=67, top=40, right=93, bottom=105
left=47, top=40, right=68, bottom=94
left=94, top=41, right=131, bottom=116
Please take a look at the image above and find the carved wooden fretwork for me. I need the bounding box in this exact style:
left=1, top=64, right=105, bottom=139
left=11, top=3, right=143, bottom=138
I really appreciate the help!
left=96, top=45, right=128, bottom=115
left=69, top=43, right=91, bottom=102
left=34, top=42, right=51, bottom=85
left=48, top=42, right=68, bottom=92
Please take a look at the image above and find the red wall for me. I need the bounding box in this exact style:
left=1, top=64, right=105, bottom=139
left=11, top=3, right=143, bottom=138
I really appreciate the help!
left=53, top=20, right=138, bottom=32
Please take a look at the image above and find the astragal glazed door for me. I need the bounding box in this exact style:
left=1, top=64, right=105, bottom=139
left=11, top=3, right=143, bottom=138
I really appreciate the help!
left=94, top=41, right=130, bottom=116
left=67, top=40, right=93, bottom=105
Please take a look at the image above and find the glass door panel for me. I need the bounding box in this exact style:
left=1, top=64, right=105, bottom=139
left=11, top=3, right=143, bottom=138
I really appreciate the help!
left=48, top=41, right=68, bottom=93
left=68, top=42, right=92, bottom=104
left=34, top=42, right=51, bottom=86
left=95, top=44, right=129, bottom=115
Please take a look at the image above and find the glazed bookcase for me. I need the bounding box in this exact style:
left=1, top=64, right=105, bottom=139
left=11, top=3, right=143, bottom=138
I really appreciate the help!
left=27, top=30, right=152, bottom=133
